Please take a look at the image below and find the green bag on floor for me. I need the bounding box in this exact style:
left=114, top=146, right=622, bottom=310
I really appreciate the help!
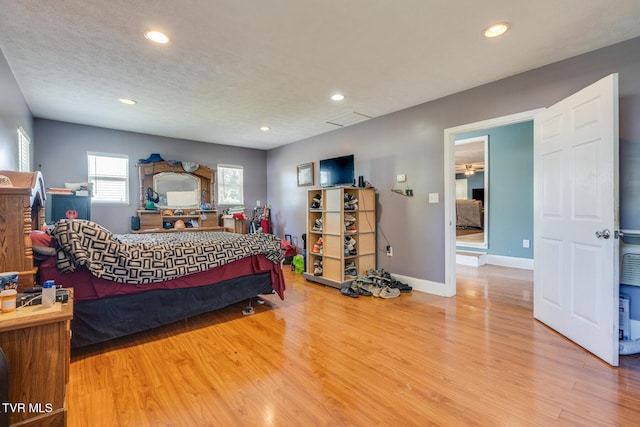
left=292, top=254, right=304, bottom=274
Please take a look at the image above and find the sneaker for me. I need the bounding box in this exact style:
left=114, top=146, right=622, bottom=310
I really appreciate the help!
left=344, top=236, right=357, bottom=247
left=344, top=202, right=358, bottom=211
left=344, top=213, right=356, bottom=222
left=346, top=225, right=357, bottom=233
left=312, top=237, right=323, bottom=254
left=311, top=194, right=322, bottom=209
left=345, top=268, right=357, bottom=279
left=344, top=193, right=358, bottom=204
left=379, top=286, right=401, bottom=299
left=312, top=217, right=323, bottom=232
left=314, top=260, right=323, bottom=276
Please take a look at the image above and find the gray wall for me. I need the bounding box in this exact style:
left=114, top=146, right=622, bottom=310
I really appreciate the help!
left=34, top=119, right=268, bottom=233
left=0, top=48, right=33, bottom=170
left=267, top=36, right=640, bottom=284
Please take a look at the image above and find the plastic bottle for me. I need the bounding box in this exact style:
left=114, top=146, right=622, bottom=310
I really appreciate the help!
left=42, top=280, right=56, bottom=308
left=0, top=289, right=17, bottom=313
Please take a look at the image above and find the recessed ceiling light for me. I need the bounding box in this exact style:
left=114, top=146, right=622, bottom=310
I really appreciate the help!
left=260, top=126, right=271, bottom=132
left=144, top=30, right=170, bottom=44
left=118, top=98, right=137, bottom=105
left=483, top=22, right=510, bottom=38
left=331, top=94, right=345, bottom=101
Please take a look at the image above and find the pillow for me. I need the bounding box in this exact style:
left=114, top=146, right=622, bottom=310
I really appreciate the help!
left=30, top=230, right=56, bottom=256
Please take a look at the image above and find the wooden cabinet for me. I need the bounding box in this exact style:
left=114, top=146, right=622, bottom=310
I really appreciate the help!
left=0, top=171, right=46, bottom=292
left=48, top=194, right=91, bottom=222
left=134, top=209, right=221, bottom=233
left=303, top=187, right=376, bottom=289
left=0, top=295, right=73, bottom=426
left=222, top=215, right=246, bottom=233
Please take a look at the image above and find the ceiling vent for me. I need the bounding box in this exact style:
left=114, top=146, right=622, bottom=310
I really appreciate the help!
left=326, top=112, right=372, bottom=128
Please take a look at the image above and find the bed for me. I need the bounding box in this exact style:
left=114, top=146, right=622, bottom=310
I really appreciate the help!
left=36, top=219, right=286, bottom=347
left=456, top=199, right=484, bottom=229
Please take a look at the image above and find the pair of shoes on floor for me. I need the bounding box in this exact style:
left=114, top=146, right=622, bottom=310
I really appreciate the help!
left=340, top=281, right=372, bottom=298
left=388, top=280, right=412, bottom=293
left=378, top=286, right=401, bottom=299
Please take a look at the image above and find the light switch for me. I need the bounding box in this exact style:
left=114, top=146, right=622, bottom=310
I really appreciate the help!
left=429, top=193, right=439, bottom=203
left=396, top=174, right=407, bottom=182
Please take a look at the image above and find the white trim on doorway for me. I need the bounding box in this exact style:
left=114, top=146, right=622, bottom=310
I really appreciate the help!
left=443, top=109, right=544, bottom=297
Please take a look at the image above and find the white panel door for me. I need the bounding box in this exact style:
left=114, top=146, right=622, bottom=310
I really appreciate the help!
left=533, top=74, right=620, bottom=366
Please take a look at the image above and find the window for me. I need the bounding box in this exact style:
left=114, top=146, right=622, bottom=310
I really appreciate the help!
left=217, top=164, right=244, bottom=205
left=87, top=152, right=129, bottom=203
left=17, top=127, right=31, bottom=172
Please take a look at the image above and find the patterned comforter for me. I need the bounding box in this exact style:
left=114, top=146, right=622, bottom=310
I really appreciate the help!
left=51, top=219, right=284, bottom=284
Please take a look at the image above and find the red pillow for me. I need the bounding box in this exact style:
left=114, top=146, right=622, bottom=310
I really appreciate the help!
left=30, top=230, right=56, bottom=256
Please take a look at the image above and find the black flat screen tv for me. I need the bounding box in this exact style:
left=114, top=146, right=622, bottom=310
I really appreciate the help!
left=319, top=154, right=355, bottom=187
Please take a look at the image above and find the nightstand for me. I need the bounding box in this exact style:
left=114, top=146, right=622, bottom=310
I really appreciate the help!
left=0, top=294, right=73, bottom=426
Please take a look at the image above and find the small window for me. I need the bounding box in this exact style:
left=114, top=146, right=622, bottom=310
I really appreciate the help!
left=217, top=164, right=244, bottom=205
left=17, top=127, right=31, bottom=172
left=87, top=152, right=129, bottom=204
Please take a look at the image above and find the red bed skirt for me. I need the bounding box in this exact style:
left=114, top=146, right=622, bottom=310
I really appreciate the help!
left=38, top=254, right=285, bottom=302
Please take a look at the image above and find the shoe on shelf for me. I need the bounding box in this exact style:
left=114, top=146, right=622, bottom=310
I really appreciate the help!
left=311, top=194, right=322, bottom=209
left=313, top=259, right=323, bottom=276
left=344, top=193, right=358, bottom=204
left=312, top=237, right=323, bottom=254
left=312, top=217, right=323, bottom=232
left=344, top=213, right=356, bottom=222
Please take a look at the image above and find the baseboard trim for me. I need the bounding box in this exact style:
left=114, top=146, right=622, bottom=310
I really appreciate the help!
left=456, top=251, right=487, bottom=266
left=485, top=255, right=534, bottom=270
left=391, top=273, right=452, bottom=297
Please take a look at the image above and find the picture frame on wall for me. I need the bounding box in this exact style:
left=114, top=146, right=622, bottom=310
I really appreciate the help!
left=297, top=162, right=314, bottom=187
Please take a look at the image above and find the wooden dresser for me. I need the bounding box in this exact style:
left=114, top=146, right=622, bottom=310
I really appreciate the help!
left=0, top=296, right=73, bottom=427
left=134, top=161, right=222, bottom=233
left=0, top=171, right=46, bottom=292
left=134, top=209, right=223, bottom=233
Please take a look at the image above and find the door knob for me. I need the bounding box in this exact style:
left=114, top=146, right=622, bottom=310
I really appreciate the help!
left=595, top=229, right=611, bottom=239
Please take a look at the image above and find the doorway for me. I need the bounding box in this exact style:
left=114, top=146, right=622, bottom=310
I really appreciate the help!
left=444, top=109, right=543, bottom=297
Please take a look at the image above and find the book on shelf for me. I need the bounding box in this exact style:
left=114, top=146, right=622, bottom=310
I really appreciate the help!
left=48, top=187, right=74, bottom=195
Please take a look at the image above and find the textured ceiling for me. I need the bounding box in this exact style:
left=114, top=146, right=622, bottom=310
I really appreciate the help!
left=1, top=1, right=640, bottom=150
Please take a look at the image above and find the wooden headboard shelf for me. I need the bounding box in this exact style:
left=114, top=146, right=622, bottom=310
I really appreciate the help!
left=0, top=170, right=46, bottom=291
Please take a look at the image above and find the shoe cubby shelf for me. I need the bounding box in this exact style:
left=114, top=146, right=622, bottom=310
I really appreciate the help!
left=303, top=187, right=377, bottom=289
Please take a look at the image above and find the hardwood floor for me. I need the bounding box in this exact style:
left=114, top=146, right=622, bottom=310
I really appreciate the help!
left=67, top=265, right=640, bottom=426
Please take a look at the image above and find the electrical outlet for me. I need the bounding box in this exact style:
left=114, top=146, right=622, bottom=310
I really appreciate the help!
left=386, top=245, right=393, bottom=256
left=523, top=239, right=530, bottom=248
left=396, top=174, right=406, bottom=182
